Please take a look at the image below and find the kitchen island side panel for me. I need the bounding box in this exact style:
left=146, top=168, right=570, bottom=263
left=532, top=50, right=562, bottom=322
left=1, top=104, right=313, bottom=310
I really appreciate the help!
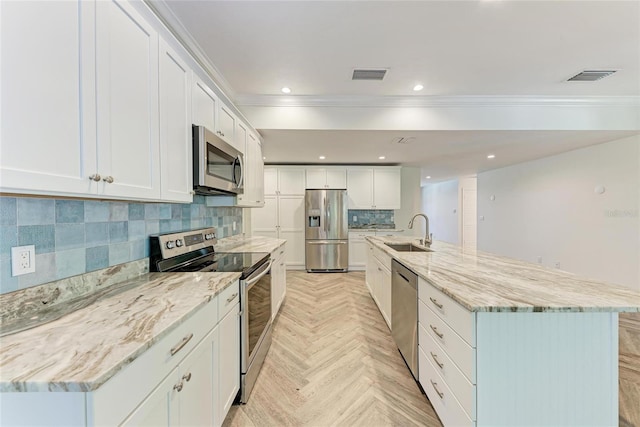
left=476, top=312, right=618, bottom=426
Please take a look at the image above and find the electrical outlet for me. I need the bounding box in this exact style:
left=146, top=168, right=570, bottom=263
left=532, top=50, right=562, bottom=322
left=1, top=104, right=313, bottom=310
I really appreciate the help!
left=555, top=261, right=561, bottom=268
left=353, top=215, right=357, bottom=222
left=537, top=256, right=543, bottom=264
left=11, top=245, right=36, bottom=276
left=232, top=221, right=237, bottom=231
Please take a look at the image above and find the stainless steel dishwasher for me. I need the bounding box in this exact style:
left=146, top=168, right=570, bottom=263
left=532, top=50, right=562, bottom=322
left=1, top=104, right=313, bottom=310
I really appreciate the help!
left=391, top=259, right=418, bottom=380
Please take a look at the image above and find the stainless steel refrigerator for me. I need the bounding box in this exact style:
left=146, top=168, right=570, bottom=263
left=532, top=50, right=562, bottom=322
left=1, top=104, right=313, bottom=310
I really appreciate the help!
left=305, top=189, right=349, bottom=272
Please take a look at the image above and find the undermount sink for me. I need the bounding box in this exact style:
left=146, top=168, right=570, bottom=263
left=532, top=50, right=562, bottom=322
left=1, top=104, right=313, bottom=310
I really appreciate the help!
left=384, top=243, right=433, bottom=253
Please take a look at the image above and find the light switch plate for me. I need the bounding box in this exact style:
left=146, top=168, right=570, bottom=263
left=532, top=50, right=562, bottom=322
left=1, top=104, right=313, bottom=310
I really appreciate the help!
left=11, top=245, right=36, bottom=276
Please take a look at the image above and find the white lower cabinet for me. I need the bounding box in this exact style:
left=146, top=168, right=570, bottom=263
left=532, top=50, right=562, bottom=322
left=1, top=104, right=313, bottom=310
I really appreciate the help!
left=348, top=231, right=376, bottom=270
left=271, top=244, right=287, bottom=320
left=123, top=327, right=217, bottom=426
left=2, top=281, right=241, bottom=427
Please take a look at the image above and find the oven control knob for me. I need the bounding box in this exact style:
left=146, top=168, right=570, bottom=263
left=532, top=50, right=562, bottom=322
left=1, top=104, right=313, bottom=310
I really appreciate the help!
left=205, top=233, right=215, bottom=240
left=175, top=239, right=183, bottom=247
left=166, top=241, right=175, bottom=249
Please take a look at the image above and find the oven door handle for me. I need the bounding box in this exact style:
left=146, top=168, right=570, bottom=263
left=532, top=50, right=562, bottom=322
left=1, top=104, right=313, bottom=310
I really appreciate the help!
left=245, top=259, right=273, bottom=290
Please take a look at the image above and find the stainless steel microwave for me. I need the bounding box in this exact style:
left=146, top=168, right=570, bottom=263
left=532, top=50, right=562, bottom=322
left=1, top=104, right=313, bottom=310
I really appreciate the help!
left=193, top=125, right=244, bottom=196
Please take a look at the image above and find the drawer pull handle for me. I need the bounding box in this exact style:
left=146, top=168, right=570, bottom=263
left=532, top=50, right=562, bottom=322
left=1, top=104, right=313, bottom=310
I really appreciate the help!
left=174, top=381, right=183, bottom=392
left=429, top=297, right=443, bottom=309
left=171, top=333, right=194, bottom=356
left=430, top=380, right=444, bottom=399
left=430, top=325, right=444, bottom=339
left=182, top=372, right=192, bottom=382
left=226, top=292, right=238, bottom=304
left=430, top=352, right=444, bottom=369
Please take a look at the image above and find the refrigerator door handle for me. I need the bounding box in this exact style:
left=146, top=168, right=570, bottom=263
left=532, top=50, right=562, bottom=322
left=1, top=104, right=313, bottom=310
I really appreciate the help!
left=307, top=241, right=348, bottom=245
left=326, top=197, right=331, bottom=233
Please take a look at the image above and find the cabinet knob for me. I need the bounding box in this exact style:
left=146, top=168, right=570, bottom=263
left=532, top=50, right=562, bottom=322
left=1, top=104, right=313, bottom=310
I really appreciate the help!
left=89, top=174, right=101, bottom=182
left=102, top=176, right=114, bottom=184
left=173, top=381, right=183, bottom=392
left=182, top=372, right=192, bottom=382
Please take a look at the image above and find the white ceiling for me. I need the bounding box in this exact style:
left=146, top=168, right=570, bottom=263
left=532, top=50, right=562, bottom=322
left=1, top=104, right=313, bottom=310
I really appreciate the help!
left=161, top=0, right=640, bottom=182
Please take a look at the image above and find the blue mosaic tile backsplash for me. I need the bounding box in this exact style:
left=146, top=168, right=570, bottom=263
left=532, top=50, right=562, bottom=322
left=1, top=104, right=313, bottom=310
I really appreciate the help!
left=0, top=196, right=242, bottom=294
left=348, top=209, right=395, bottom=227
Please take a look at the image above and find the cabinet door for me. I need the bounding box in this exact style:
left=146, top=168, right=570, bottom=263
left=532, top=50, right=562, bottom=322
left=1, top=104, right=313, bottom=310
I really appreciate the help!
left=365, top=244, right=376, bottom=295
left=325, top=168, right=347, bottom=189
left=252, top=195, right=278, bottom=232
left=373, top=168, right=401, bottom=209
left=217, top=104, right=237, bottom=150
left=192, top=76, right=217, bottom=131
left=121, top=367, right=180, bottom=426
left=264, top=168, right=278, bottom=195
left=179, top=328, right=216, bottom=427
left=235, top=122, right=250, bottom=205
left=380, top=265, right=392, bottom=329
left=218, top=306, right=240, bottom=426
left=0, top=0, right=97, bottom=196
left=159, top=38, right=192, bottom=203
left=278, top=196, right=305, bottom=268
left=96, top=0, right=160, bottom=200
left=305, top=168, right=326, bottom=189
left=348, top=232, right=375, bottom=269
left=251, top=134, right=265, bottom=206
left=347, top=169, right=374, bottom=209
left=278, top=169, right=306, bottom=195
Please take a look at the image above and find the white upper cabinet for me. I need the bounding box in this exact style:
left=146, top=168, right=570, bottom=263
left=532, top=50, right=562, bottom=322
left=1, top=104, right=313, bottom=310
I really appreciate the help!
left=347, top=167, right=401, bottom=209
left=306, top=167, right=346, bottom=189
left=373, top=167, right=401, bottom=209
left=192, top=75, right=218, bottom=132
left=237, top=128, right=264, bottom=207
left=217, top=104, right=238, bottom=151
left=0, top=0, right=96, bottom=196
left=264, top=167, right=305, bottom=195
left=347, top=169, right=374, bottom=208
left=95, top=0, right=161, bottom=200
left=159, top=38, right=193, bottom=203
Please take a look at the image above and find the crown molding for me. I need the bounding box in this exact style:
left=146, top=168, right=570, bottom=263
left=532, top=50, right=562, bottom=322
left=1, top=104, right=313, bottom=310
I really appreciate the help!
left=235, top=94, right=640, bottom=108
left=144, top=0, right=237, bottom=102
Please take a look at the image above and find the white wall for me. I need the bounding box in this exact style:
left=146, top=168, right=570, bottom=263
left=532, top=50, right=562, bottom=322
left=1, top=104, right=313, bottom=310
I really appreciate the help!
left=478, top=135, right=640, bottom=291
left=421, top=179, right=460, bottom=244
left=396, top=167, right=422, bottom=236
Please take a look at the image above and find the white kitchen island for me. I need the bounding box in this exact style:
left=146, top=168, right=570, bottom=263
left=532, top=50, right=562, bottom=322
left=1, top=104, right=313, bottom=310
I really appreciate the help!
left=366, top=236, right=640, bottom=427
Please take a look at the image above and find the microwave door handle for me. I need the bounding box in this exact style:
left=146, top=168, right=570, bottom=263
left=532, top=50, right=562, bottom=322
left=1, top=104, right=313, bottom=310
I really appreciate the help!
left=237, top=155, right=244, bottom=188
left=233, top=156, right=244, bottom=189
left=245, top=259, right=273, bottom=290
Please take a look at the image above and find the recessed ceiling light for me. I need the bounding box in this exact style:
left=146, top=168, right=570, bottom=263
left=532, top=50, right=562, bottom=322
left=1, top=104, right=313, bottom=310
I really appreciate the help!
left=319, top=155, right=325, bottom=160
left=487, top=154, right=496, bottom=159
left=413, top=84, right=424, bottom=91
left=263, top=156, right=266, bottom=160
left=426, top=176, right=431, bottom=179
left=281, top=87, right=291, bottom=94
left=378, top=156, right=386, bottom=160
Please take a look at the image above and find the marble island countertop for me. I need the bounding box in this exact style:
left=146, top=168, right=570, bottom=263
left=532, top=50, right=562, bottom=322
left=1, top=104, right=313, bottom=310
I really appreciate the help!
left=215, top=234, right=286, bottom=253
left=368, top=236, right=640, bottom=313
left=0, top=271, right=241, bottom=392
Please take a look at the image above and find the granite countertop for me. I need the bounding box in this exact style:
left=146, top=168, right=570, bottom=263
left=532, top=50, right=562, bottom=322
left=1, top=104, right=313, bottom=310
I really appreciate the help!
left=0, top=271, right=241, bottom=392
left=215, top=235, right=286, bottom=253
left=349, top=228, right=405, bottom=232
left=0, top=235, right=286, bottom=393
left=368, top=236, right=640, bottom=313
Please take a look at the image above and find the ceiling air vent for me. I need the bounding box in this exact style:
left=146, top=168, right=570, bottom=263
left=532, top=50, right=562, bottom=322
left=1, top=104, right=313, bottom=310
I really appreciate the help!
left=567, top=70, right=617, bottom=82
left=391, top=137, right=415, bottom=145
left=352, top=69, right=388, bottom=81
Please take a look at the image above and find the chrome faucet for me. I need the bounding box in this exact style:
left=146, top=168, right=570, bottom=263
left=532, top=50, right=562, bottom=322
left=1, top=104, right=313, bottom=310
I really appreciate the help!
left=408, top=213, right=432, bottom=247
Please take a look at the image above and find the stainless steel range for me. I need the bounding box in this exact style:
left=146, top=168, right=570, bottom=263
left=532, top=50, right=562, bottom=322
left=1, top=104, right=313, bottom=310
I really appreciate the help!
left=150, top=227, right=273, bottom=403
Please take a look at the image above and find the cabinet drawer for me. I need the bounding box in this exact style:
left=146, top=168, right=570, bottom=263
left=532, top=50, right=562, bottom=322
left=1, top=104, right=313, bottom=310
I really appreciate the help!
left=419, top=326, right=476, bottom=418
left=90, top=298, right=218, bottom=425
left=419, top=277, right=475, bottom=346
left=218, top=280, right=240, bottom=320
left=419, top=346, right=474, bottom=427
left=419, top=300, right=475, bottom=383
left=373, top=246, right=392, bottom=270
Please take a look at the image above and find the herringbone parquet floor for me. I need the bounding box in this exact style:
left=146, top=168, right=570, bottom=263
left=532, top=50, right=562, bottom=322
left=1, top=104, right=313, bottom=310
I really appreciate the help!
left=223, top=271, right=442, bottom=427
left=223, top=271, right=640, bottom=427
